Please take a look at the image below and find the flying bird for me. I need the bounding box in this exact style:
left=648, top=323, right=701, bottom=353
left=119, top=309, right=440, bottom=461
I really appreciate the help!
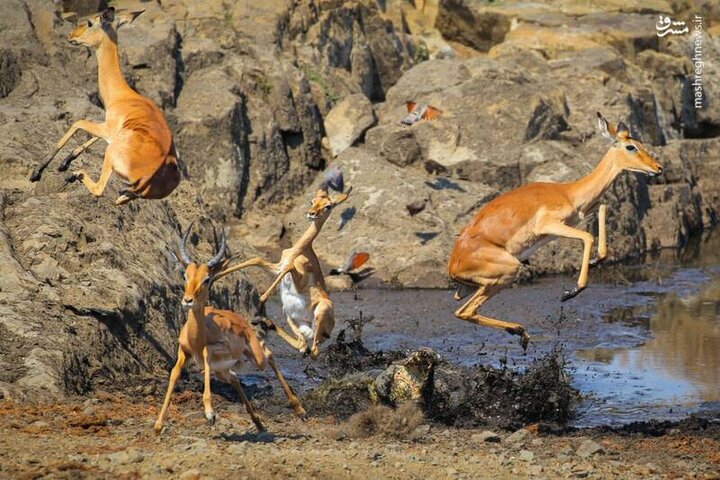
left=400, top=101, right=442, bottom=126
left=406, top=198, right=428, bottom=216
left=329, top=251, right=374, bottom=285
left=322, top=164, right=344, bottom=193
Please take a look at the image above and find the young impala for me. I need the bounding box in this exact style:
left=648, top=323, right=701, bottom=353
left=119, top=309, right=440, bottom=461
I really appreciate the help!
left=29, top=6, right=181, bottom=205
left=448, top=112, right=663, bottom=349
left=154, top=223, right=306, bottom=434
left=216, top=186, right=351, bottom=358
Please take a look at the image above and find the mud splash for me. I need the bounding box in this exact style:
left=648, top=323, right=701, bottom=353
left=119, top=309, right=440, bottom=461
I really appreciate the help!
left=304, top=314, right=579, bottom=429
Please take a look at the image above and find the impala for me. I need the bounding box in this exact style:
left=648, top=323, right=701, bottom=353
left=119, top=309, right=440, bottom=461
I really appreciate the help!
left=29, top=6, right=181, bottom=206
left=217, top=186, right=352, bottom=358
left=154, top=223, right=306, bottom=434
left=448, top=112, right=663, bottom=349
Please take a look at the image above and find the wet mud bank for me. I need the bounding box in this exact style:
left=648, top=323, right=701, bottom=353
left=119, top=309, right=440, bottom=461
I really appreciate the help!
left=261, top=230, right=720, bottom=431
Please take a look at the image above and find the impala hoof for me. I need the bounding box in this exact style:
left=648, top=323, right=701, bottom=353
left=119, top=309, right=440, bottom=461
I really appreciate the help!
left=29, top=169, right=43, bottom=182
left=589, top=256, right=606, bottom=267
left=65, top=172, right=81, bottom=183
left=57, top=154, right=76, bottom=172
left=206, top=411, right=216, bottom=426
left=153, top=422, right=164, bottom=434
left=520, top=331, right=530, bottom=351
left=561, top=286, right=584, bottom=302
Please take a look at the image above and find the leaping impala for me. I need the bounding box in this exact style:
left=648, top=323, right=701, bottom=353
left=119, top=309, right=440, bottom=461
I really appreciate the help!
left=448, top=112, right=663, bottom=349
left=216, top=185, right=352, bottom=358
left=29, top=6, right=181, bottom=206
left=154, top=223, right=306, bottom=434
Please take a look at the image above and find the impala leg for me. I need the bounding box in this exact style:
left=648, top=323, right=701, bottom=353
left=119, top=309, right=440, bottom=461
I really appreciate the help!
left=154, top=347, right=186, bottom=433
left=267, top=357, right=306, bottom=418
left=214, top=257, right=278, bottom=282
left=455, top=283, right=530, bottom=350
left=69, top=149, right=114, bottom=198
left=201, top=346, right=215, bottom=426
left=58, top=136, right=100, bottom=172
left=259, top=266, right=293, bottom=304
left=590, top=204, right=607, bottom=266
left=309, top=300, right=334, bottom=359
left=30, top=120, right=107, bottom=181
left=540, top=221, right=594, bottom=301
left=274, top=316, right=307, bottom=352
left=219, top=371, right=266, bottom=432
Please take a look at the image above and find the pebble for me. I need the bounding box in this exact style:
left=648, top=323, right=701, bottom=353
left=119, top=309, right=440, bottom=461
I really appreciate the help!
left=519, top=450, right=535, bottom=462
left=529, top=465, right=543, bottom=476
left=506, top=429, right=530, bottom=444
left=179, top=468, right=201, bottom=480
left=472, top=431, right=501, bottom=443
left=576, top=439, right=604, bottom=458
left=29, top=420, right=49, bottom=429
left=106, top=449, right=145, bottom=465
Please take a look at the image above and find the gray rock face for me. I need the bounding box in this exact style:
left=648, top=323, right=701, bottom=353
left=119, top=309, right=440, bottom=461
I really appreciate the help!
left=0, top=0, right=260, bottom=401
left=324, top=93, right=377, bottom=157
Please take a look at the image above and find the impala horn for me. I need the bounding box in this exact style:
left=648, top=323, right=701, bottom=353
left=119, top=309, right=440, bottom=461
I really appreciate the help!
left=179, top=221, right=194, bottom=265
left=207, top=229, right=227, bottom=268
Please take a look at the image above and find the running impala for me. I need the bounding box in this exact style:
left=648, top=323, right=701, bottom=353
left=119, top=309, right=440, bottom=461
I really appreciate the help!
left=448, top=112, right=663, bottom=349
left=154, top=223, right=305, bottom=434
left=216, top=185, right=351, bottom=358
left=29, top=6, right=181, bottom=205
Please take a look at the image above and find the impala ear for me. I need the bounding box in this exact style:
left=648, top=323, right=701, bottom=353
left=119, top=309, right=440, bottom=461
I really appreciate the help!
left=596, top=112, right=616, bottom=142
left=100, top=7, right=115, bottom=24
left=332, top=186, right=352, bottom=206
left=616, top=121, right=630, bottom=140
left=115, top=9, right=144, bottom=28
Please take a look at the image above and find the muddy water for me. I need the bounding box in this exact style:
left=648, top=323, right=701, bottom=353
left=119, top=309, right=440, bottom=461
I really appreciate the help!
left=265, top=231, right=719, bottom=427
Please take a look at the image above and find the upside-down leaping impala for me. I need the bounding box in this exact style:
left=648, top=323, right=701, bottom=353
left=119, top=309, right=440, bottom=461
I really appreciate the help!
left=29, top=6, right=181, bottom=206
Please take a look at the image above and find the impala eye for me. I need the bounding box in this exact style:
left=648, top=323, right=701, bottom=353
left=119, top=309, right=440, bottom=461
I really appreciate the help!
left=201, top=276, right=211, bottom=285
left=324, top=204, right=332, bottom=210
left=625, top=144, right=637, bottom=152
left=86, top=20, right=93, bottom=27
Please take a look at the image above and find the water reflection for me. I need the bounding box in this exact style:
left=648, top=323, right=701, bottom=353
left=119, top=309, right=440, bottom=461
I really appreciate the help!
left=575, top=230, right=720, bottom=424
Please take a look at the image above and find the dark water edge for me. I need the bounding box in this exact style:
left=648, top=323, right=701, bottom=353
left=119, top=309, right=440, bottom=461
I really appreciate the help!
left=261, top=229, right=719, bottom=427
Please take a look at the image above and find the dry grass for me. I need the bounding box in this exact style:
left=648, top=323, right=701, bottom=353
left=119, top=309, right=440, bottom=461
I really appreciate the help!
left=330, top=401, right=425, bottom=440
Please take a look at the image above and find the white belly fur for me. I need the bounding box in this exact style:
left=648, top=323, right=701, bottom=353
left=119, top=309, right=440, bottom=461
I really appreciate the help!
left=279, top=273, right=314, bottom=341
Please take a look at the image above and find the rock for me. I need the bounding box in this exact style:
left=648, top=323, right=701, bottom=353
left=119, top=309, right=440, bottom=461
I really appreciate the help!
left=179, top=468, right=201, bottom=480
left=410, top=424, right=431, bottom=440
left=0, top=49, right=21, bottom=98
left=576, top=439, right=604, bottom=458
left=324, top=94, right=377, bottom=157
left=529, top=465, right=544, bottom=476
left=472, top=431, right=501, bottom=443
left=519, top=449, right=535, bottom=462
left=506, top=429, right=530, bottom=445
left=282, top=147, right=496, bottom=287
left=106, top=449, right=146, bottom=465
left=373, top=348, right=440, bottom=406
left=279, top=1, right=415, bottom=104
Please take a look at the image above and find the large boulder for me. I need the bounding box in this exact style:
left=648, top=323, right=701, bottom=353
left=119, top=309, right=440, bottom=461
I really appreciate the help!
left=324, top=93, right=377, bottom=157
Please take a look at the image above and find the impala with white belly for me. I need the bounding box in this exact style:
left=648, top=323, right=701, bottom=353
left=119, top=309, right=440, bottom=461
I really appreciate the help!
left=217, top=186, right=351, bottom=357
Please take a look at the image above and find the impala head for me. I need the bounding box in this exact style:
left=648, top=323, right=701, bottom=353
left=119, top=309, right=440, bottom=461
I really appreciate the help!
left=597, top=112, right=663, bottom=177
left=174, top=222, right=228, bottom=310
left=307, top=186, right=352, bottom=222
left=68, top=6, right=144, bottom=48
